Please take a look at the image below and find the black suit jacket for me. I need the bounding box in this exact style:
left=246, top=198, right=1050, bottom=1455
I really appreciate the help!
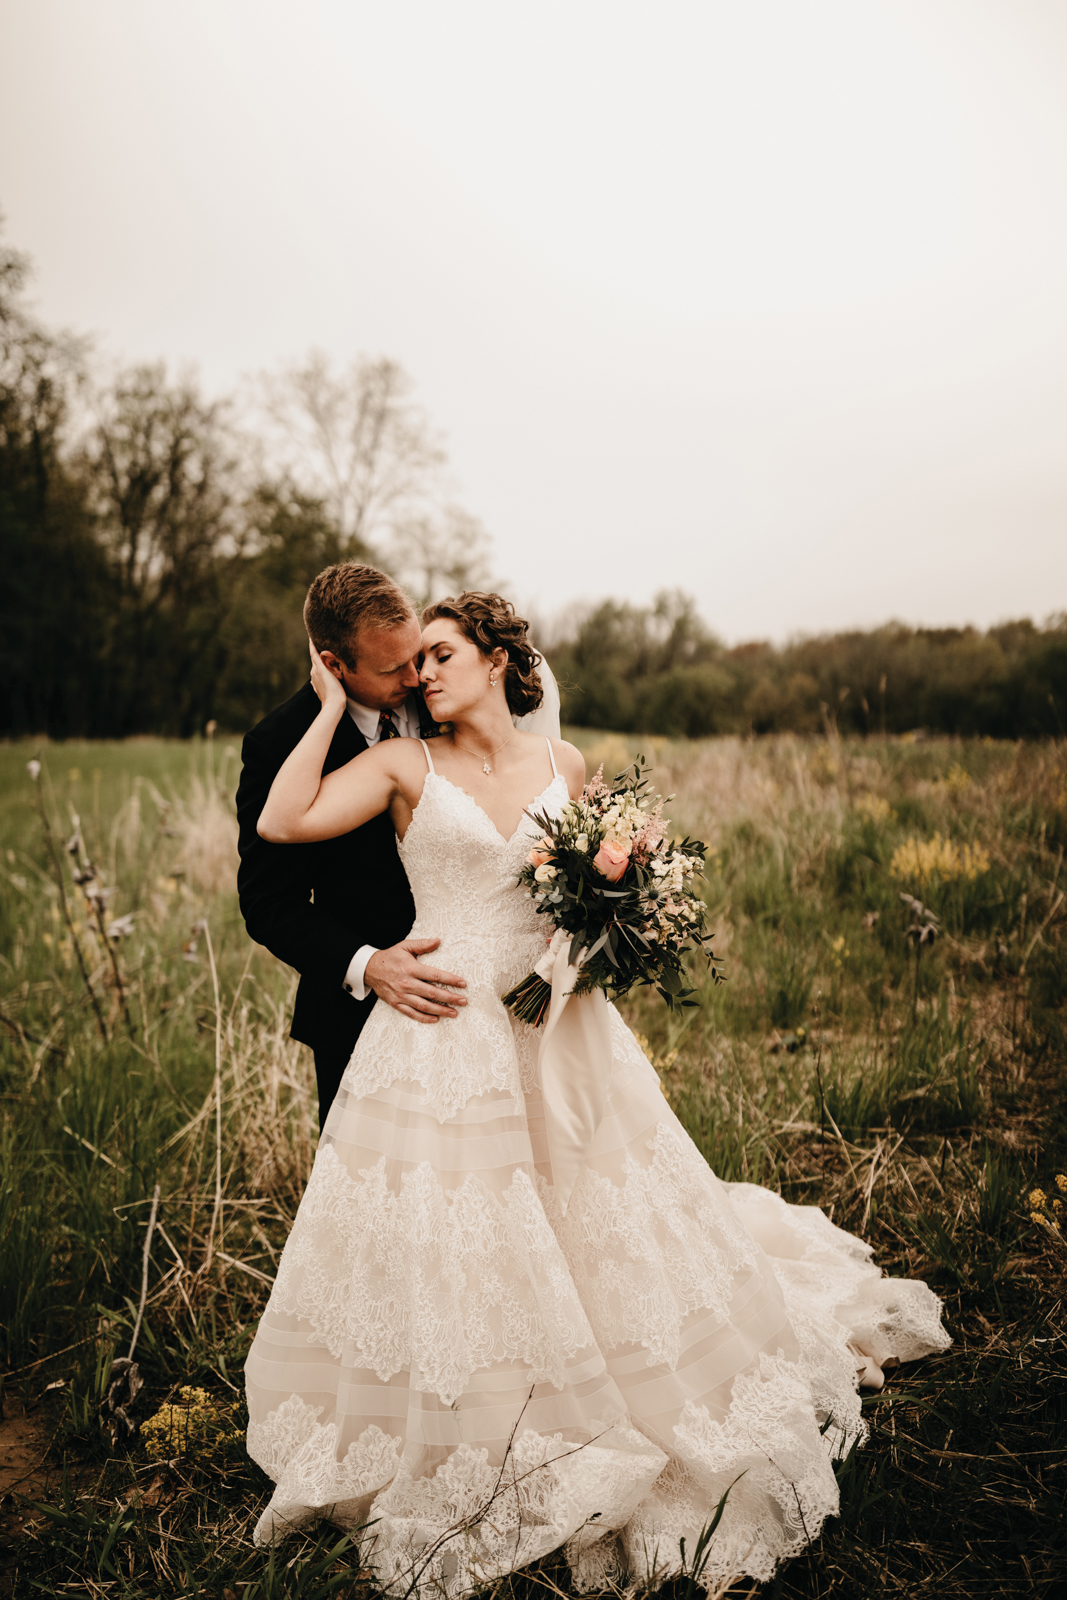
left=236, top=683, right=428, bottom=1057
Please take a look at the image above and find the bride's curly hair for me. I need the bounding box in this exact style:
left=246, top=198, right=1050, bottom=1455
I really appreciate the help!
left=421, top=592, right=544, bottom=717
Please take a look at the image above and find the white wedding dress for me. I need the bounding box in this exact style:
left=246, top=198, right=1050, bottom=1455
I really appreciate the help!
left=245, top=738, right=949, bottom=1594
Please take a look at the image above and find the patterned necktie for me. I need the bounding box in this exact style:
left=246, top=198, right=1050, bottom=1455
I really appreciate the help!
left=377, top=710, right=400, bottom=741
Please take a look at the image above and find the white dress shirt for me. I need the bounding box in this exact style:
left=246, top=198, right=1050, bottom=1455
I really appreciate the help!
left=341, top=694, right=421, bottom=1004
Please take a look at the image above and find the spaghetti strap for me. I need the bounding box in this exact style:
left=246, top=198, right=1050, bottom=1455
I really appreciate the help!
left=545, top=736, right=559, bottom=780
left=419, top=738, right=436, bottom=775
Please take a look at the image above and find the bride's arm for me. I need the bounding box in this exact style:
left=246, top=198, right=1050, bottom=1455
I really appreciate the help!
left=258, top=642, right=399, bottom=843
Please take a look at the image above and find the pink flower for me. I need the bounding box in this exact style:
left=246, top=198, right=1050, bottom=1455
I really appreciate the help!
left=527, top=845, right=552, bottom=867
left=593, top=840, right=630, bottom=881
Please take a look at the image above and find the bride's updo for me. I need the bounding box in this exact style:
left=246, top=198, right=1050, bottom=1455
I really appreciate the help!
left=422, top=592, right=544, bottom=717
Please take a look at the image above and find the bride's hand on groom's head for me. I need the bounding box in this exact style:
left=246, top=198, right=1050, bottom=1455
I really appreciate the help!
left=308, top=637, right=348, bottom=717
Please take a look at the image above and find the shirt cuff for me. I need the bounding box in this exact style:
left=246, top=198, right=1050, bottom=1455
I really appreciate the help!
left=343, top=944, right=378, bottom=1003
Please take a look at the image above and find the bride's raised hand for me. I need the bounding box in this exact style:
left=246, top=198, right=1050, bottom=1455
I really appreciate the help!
left=308, top=637, right=348, bottom=719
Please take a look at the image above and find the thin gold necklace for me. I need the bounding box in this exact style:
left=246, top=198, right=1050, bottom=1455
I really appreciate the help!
left=452, top=730, right=514, bottom=775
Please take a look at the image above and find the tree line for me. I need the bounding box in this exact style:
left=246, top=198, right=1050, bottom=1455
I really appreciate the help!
left=0, top=228, right=491, bottom=739
left=2, top=225, right=1064, bottom=742
left=550, top=593, right=1067, bottom=739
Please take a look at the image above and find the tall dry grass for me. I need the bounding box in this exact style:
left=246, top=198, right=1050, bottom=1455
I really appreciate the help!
left=0, top=731, right=1064, bottom=1598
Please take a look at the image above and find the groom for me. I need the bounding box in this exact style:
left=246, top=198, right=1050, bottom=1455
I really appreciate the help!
left=236, top=562, right=467, bottom=1129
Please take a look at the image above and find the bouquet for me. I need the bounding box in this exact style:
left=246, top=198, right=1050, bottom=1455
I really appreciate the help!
left=502, top=758, right=721, bottom=1027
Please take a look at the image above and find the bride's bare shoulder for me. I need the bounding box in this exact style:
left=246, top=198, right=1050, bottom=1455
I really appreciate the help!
left=349, top=735, right=434, bottom=786
left=552, top=738, right=587, bottom=796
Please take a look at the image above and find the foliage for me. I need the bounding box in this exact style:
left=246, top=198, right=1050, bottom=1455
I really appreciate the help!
left=550, top=591, right=1067, bottom=741
left=5, top=221, right=1067, bottom=747
left=889, top=831, right=991, bottom=887
left=0, top=731, right=1064, bottom=1597
left=139, top=1387, right=244, bottom=1466
left=0, top=225, right=490, bottom=741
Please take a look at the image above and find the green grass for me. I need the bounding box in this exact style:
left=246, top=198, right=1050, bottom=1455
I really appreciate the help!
left=1, top=731, right=1065, bottom=1598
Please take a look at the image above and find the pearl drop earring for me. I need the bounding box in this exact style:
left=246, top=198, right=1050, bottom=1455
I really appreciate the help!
left=489, top=673, right=498, bottom=687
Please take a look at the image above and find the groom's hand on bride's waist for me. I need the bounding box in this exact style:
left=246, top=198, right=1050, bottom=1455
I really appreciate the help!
left=364, top=939, right=467, bottom=1023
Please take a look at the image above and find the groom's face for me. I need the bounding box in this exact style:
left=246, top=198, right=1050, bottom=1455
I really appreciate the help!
left=326, top=616, right=422, bottom=711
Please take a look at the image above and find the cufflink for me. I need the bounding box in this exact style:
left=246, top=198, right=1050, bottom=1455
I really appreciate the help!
left=344, top=982, right=353, bottom=994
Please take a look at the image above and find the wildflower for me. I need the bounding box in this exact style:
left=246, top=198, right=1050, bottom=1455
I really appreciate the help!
left=1031, top=1211, right=1048, bottom=1227
left=106, top=913, right=135, bottom=940
left=941, top=764, right=972, bottom=796
left=1057, top=1174, right=1067, bottom=1192
left=26, top=760, right=41, bottom=781
left=1030, top=1188, right=1047, bottom=1208
left=890, top=833, right=991, bottom=887
left=855, top=794, right=893, bottom=823
left=140, top=1386, right=242, bottom=1464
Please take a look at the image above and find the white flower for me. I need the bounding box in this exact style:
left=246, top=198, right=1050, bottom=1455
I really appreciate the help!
left=534, top=863, right=558, bottom=882
left=26, top=760, right=41, bottom=781
left=574, top=834, right=589, bottom=853
left=106, top=913, right=135, bottom=940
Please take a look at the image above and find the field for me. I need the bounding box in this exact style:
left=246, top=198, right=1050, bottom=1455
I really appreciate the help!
left=0, top=730, right=1064, bottom=1598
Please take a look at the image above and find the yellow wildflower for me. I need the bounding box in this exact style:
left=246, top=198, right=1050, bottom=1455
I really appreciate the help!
left=1056, top=1174, right=1067, bottom=1192
left=1031, top=1211, right=1048, bottom=1227
left=141, top=1386, right=243, bottom=1465
left=890, top=833, right=991, bottom=887
left=941, top=764, right=972, bottom=796
left=855, top=794, right=893, bottom=823
left=1030, top=1189, right=1046, bottom=1208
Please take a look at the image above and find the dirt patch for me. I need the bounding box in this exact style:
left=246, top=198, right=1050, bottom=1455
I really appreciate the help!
left=0, top=1397, right=53, bottom=1548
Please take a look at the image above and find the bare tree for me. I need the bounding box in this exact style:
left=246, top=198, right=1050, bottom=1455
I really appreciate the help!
left=1, top=229, right=87, bottom=509
left=255, top=351, right=445, bottom=549
left=388, top=504, right=494, bottom=608
left=78, top=363, right=244, bottom=605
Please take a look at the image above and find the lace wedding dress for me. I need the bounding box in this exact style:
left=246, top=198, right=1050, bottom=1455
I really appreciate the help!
left=245, top=739, right=949, bottom=1594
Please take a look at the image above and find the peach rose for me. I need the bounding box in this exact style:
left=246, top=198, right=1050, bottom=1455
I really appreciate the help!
left=527, top=846, right=552, bottom=867
left=592, top=839, right=630, bottom=882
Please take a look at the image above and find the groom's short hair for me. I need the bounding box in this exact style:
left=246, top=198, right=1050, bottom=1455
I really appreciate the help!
left=304, top=563, right=415, bottom=668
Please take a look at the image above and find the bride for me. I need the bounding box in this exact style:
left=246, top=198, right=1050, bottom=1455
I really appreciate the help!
left=245, top=591, right=949, bottom=1595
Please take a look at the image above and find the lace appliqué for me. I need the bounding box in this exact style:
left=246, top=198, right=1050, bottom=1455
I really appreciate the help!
left=249, top=1394, right=401, bottom=1546
left=558, top=1122, right=761, bottom=1368
left=641, top=1355, right=842, bottom=1585
left=726, top=1184, right=951, bottom=1393
left=340, top=772, right=570, bottom=1122
left=365, top=1423, right=666, bottom=1600
left=267, top=1144, right=595, bottom=1404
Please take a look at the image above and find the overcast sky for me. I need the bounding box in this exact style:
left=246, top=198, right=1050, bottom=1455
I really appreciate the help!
left=2, top=0, right=1066, bottom=641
